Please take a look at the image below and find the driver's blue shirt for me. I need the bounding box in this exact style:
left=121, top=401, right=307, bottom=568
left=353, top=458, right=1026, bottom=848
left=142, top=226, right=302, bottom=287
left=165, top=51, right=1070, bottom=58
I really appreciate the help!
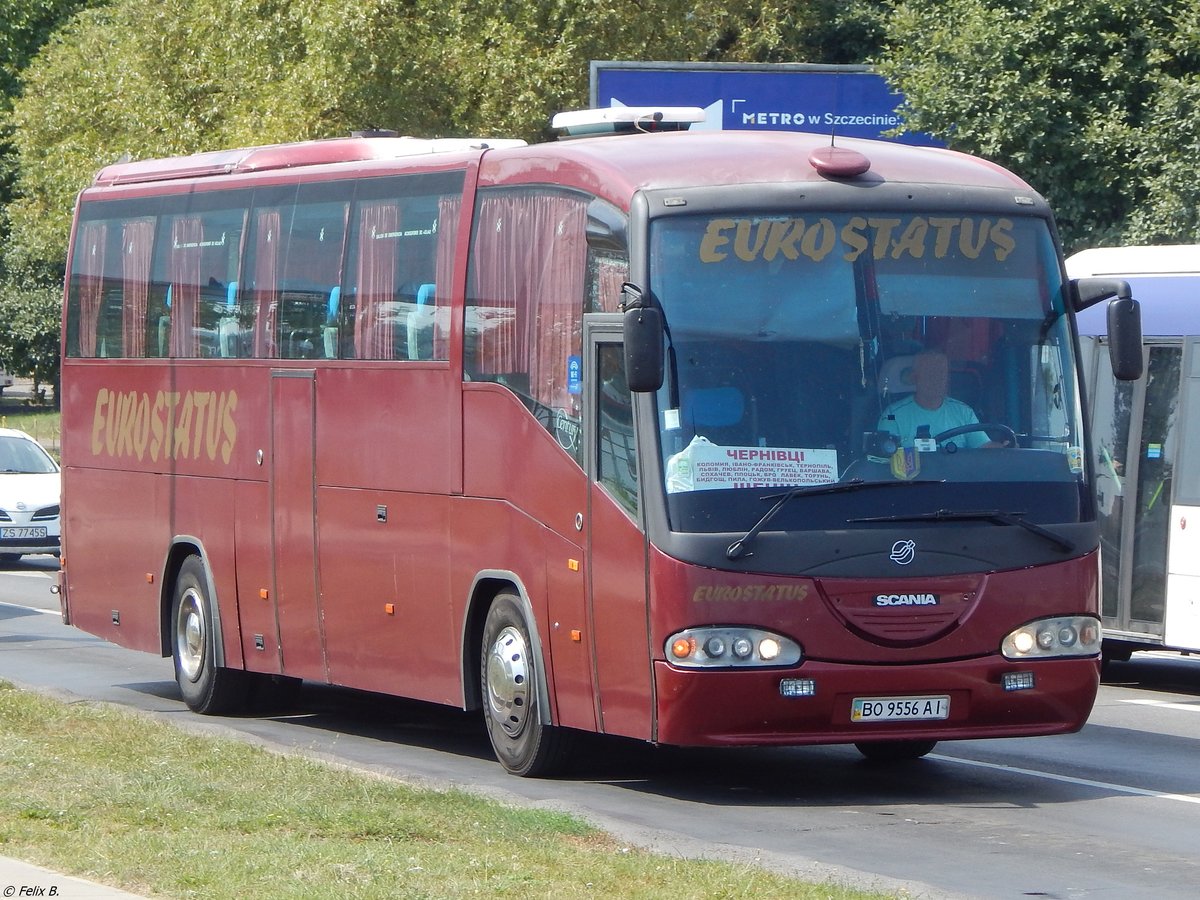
left=878, top=395, right=987, bottom=449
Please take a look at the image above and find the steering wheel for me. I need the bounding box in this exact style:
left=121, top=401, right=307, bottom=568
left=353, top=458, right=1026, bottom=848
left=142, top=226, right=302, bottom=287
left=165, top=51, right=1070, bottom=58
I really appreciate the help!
left=934, top=423, right=1018, bottom=447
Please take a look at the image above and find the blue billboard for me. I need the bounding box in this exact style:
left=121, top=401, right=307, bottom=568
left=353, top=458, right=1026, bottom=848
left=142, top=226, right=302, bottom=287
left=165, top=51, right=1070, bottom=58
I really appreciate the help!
left=591, top=62, right=941, bottom=147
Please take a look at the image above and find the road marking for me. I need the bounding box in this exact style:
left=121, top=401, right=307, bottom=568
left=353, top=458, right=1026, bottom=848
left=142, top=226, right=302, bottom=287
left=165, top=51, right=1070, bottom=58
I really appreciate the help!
left=1118, top=698, right=1200, bottom=713
left=931, top=753, right=1200, bottom=805
left=0, top=600, right=59, bottom=615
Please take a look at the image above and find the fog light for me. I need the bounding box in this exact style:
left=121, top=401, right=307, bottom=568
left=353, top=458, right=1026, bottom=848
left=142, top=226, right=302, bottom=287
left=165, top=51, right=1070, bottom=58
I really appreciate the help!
left=780, top=678, right=816, bottom=698
left=1002, top=671, right=1036, bottom=692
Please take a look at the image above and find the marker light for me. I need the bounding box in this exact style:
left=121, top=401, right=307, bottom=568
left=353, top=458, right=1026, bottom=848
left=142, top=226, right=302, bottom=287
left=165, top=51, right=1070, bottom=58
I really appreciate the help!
left=1002, top=616, right=1101, bottom=659
left=665, top=627, right=801, bottom=669
left=1002, top=671, right=1036, bottom=692
left=779, top=678, right=817, bottom=698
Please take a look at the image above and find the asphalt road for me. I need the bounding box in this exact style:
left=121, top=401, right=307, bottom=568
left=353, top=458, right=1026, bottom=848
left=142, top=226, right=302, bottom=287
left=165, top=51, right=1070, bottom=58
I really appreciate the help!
left=3, top=559, right=1200, bottom=899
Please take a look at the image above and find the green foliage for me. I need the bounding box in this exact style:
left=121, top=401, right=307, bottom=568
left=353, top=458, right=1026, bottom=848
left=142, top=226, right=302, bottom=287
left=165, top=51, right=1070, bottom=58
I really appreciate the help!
left=4, top=0, right=884, bottom=279
left=0, top=0, right=100, bottom=282
left=0, top=683, right=887, bottom=900
left=874, top=0, right=1200, bottom=251
left=0, top=281, right=61, bottom=399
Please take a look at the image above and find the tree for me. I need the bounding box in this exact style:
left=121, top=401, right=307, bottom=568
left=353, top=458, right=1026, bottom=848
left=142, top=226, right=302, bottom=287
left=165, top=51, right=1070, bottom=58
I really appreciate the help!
left=6, top=0, right=887, bottom=279
left=0, top=283, right=61, bottom=402
left=0, top=0, right=100, bottom=281
left=873, top=0, right=1200, bottom=251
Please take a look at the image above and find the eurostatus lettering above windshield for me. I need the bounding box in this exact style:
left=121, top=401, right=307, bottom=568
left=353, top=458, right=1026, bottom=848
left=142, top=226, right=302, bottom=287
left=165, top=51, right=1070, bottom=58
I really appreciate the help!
left=697, top=216, right=1017, bottom=266
left=649, top=210, right=1087, bottom=534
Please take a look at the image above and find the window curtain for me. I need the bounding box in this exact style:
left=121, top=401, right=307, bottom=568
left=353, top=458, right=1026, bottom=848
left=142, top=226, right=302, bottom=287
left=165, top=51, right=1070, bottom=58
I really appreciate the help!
left=354, top=201, right=400, bottom=359
left=168, top=217, right=203, bottom=357
left=594, top=254, right=629, bottom=313
left=528, top=199, right=586, bottom=410
left=252, top=209, right=280, bottom=358
left=433, top=196, right=461, bottom=361
left=76, top=221, right=108, bottom=358
left=468, top=192, right=587, bottom=409
left=121, top=219, right=154, bottom=358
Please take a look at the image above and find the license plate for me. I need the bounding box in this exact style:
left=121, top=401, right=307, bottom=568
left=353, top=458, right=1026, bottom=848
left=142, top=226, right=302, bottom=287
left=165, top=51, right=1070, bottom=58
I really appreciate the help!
left=1, top=526, right=47, bottom=539
left=851, top=695, right=950, bottom=722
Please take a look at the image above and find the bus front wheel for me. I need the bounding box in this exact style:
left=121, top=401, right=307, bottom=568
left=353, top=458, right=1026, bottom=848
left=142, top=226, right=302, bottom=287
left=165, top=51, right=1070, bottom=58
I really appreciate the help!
left=480, top=592, right=571, bottom=777
left=171, top=556, right=246, bottom=715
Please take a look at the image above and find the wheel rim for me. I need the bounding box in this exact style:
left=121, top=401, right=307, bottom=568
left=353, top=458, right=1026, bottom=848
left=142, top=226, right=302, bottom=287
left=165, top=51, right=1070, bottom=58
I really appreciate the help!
left=176, top=588, right=206, bottom=683
left=485, top=624, right=531, bottom=739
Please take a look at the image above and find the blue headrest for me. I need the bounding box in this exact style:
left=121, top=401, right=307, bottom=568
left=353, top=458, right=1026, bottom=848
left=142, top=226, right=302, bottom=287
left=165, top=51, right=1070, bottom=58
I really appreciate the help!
left=684, top=387, right=744, bottom=427
left=416, top=283, right=435, bottom=307
left=327, top=285, right=341, bottom=322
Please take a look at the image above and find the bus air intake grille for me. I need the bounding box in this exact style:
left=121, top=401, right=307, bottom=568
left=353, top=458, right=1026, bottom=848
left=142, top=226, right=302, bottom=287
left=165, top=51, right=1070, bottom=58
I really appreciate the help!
left=817, top=578, right=983, bottom=647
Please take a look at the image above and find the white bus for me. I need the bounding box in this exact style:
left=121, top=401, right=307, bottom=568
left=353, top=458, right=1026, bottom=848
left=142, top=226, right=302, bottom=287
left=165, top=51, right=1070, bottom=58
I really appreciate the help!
left=1069, top=245, right=1200, bottom=659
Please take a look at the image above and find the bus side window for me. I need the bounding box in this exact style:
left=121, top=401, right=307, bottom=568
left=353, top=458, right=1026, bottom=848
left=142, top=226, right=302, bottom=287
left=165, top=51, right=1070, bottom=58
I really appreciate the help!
left=342, top=181, right=458, bottom=362
left=466, top=187, right=627, bottom=466
left=147, top=204, right=247, bottom=358
left=276, top=200, right=348, bottom=360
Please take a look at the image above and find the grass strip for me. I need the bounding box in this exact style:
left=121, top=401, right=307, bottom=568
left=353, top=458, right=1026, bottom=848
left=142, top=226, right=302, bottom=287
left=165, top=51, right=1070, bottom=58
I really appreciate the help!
left=0, top=682, right=892, bottom=899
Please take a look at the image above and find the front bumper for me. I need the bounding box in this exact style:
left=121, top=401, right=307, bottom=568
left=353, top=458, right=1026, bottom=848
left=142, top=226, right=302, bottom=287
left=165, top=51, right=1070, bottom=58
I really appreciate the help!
left=653, top=654, right=1099, bottom=747
left=0, top=534, right=61, bottom=556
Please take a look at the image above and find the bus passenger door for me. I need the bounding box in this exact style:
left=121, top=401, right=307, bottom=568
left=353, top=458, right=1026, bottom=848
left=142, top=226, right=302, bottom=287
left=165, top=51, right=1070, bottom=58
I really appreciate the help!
left=1165, top=341, right=1200, bottom=650
left=584, top=321, right=653, bottom=739
left=270, top=370, right=328, bottom=681
left=1091, top=342, right=1181, bottom=641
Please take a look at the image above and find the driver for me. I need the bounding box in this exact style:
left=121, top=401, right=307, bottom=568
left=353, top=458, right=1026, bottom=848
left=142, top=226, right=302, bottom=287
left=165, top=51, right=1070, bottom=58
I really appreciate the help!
left=877, top=350, right=1001, bottom=449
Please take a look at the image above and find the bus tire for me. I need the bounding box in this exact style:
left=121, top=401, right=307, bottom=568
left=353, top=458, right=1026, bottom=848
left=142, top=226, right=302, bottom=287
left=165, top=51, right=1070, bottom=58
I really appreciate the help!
left=171, top=556, right=246, bottom=715
left=480, top=592, right=571, bottom=777
left=854, top=739, right=937, bottom=762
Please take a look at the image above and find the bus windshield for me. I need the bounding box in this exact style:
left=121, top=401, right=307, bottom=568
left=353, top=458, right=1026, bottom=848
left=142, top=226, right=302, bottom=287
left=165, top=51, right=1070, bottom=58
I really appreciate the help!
left=650, top=210, right=1087, bottom=534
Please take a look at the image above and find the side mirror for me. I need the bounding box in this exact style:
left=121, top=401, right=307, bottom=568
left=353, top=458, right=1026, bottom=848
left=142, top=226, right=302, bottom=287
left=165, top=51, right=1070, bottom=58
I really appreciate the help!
left=1107, top=296, right=1143, bottom=381
left=624, top=306, right=664, bottom=392
left=1070, top=277, right=1143, bottom=381
left=621, top=283, right=664, bottom=392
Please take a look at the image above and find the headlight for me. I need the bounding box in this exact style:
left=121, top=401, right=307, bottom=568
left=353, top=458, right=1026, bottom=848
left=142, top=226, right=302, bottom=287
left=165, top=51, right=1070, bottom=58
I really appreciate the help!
left=666, top=627, right=802, bottom=668
left=1002, top=616, right=1101, bottom=659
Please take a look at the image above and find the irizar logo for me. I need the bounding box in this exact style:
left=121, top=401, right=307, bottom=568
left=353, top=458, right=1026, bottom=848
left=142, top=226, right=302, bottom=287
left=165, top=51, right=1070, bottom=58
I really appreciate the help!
left=874, top=593, right=940, bottom=607
left=889, top=539, right=916, bottom=565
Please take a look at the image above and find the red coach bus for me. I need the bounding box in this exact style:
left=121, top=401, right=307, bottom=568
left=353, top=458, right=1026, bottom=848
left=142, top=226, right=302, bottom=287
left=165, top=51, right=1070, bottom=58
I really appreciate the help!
left=59, top=108, right=1142, bottom=775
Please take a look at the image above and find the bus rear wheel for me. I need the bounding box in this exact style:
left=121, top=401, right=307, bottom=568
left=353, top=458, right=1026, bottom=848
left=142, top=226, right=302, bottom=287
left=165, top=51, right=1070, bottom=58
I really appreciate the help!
left=854, top=740, right=938, bottom=762
left=171, top=556, right=246, bottom=715
left=480, top=592, right=571, bottom=777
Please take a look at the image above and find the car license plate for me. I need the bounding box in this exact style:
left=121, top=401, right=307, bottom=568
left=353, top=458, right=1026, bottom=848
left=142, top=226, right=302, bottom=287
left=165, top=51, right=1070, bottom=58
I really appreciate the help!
left=851, top=695, right=950, bottom=722
left=1, top=526, right=47, bottom=539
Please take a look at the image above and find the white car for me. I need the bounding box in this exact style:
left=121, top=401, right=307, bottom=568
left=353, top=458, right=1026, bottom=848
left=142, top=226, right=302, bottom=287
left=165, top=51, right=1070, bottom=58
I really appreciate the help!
left=0, top=428, right=60, bottom=562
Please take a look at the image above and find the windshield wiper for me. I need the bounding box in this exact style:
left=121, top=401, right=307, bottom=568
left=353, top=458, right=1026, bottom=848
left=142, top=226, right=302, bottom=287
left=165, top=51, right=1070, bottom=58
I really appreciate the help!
left=726, top=478, right=945, bottom=560
left=847, top=509, right=1075, bottom=554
